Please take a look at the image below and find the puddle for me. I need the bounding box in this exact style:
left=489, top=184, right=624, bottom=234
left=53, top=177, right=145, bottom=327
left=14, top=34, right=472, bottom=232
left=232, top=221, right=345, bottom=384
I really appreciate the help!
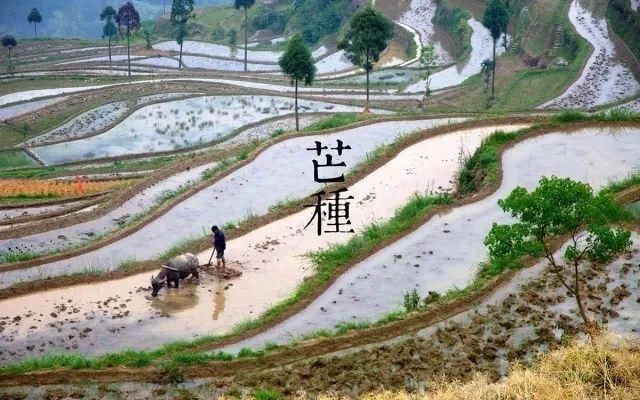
left=0, top=119, right=463, bottom=288
left=224, top=127, right=640, bottom=352
left=404, top=18, right=505, bottom=93
left=31, top=96, right=383, bottom=165
left=541, top=0, right=640, bottom=109
left=0, top=122, right=510, bottom=360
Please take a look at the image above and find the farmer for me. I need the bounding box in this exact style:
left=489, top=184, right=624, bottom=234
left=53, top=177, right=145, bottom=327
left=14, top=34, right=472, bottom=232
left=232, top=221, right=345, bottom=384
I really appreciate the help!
left=211, top=225, right=226, bottom=270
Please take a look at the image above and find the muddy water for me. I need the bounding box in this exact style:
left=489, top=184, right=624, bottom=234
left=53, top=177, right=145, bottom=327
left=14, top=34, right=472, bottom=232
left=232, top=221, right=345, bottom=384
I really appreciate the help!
left=0, top=162, right=219, bottom=257
left=541, top=0, right=640, bottom=109
left=0, top=97, right=69, bottom=121
left=0, top=119, right=463, bottom=291
left=226, top=127, right=640, bottom=352
left=0, top=78, right=414, bottom=110
left=32, top=96, right=380, bottom=165
left=0, top=121, right=511, bottom=361
left=0, top=116, right=323, bottom=254
left=0, top=200, right=93, bottom=222
left=404, top=19, right=505, bottom=93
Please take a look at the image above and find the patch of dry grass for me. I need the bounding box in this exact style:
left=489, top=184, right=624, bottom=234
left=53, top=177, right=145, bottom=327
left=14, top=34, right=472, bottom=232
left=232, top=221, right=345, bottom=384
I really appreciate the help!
left=301, top=334, right=640, bottom=400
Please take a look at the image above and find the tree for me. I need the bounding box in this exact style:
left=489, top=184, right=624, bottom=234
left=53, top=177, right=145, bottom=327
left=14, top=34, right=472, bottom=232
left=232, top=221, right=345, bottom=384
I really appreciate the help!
left=1, top=35, right=17, bottom=64
left=170, top=0, right=195, bottom=69
left=27, top=8, right=43, bottom=39
left=419, top=43, right=437, bottom=99
left=339, top=6, right=394, bottom=112
left=485, top=176, right=632, bottom=338
left=100, top=6, right=117, bottom=64
left=480, top=59, right=495, bottom=93
left=116, top=2, right=141, bottom=79
left=482, top=0, right=508, bottom=97
left=278, top=35, right=316, bottom=131
left=234, top=0, right=256, bottom=72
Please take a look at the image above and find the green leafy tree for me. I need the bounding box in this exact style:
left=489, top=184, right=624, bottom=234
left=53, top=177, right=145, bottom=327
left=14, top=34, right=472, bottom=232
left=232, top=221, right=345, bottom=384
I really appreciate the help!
left=485, top=176, right=632, bottom=337
left=234, top=0, right=256, bottom=72
left=339, top=6, right=394, bottom=111
left=419, top=43, right=437, bottom=99
left=1, top=35, right=17, bottom=69
left=170, top=0, right=194, bottom=69
left=278, top=35, right=316, bottom=131
left=100, top=6, right=117, bottom=63
left=27, top=8, right=43, bottom=39
left=482, top=0, right=508, bottom=97
left=116, top=2, right=141, bottom=79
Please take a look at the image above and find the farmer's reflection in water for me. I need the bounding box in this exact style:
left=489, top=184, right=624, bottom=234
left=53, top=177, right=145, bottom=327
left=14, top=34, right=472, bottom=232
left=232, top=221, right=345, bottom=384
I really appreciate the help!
left=212, top=279, right=226, bottom=320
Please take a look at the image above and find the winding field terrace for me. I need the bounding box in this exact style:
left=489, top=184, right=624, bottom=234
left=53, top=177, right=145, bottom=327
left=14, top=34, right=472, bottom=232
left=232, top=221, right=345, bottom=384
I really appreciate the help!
left=0, top=0, right=639, bottom=398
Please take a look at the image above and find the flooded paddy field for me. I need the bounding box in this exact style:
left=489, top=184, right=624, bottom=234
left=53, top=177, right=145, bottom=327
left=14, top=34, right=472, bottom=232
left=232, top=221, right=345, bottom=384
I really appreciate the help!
left=30, top=96, right=379, bottom=165
left=541, top=0, right=640, bottom=109
left=0, top=123, right=517, bottom=361
left=226, top=126, right=640, bottom=352
left=0, top=118, right=461, bottom=289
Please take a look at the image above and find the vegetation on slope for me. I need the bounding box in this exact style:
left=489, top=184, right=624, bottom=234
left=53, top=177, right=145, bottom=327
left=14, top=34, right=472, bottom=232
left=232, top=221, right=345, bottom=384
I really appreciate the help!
left=607, top=0, right=640, bottom=61
left=434, top=0, right=472, bottom=60
left=308, top=334, right=640, bottom=400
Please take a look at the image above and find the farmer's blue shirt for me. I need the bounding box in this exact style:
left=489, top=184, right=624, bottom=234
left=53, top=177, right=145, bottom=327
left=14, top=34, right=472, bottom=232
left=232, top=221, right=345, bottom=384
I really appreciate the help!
left=214, top=230, right=226, bottom=249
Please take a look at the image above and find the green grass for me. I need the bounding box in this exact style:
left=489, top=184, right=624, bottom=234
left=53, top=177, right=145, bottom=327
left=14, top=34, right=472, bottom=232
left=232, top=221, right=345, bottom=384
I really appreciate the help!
left=253, top=389, right=283, bottom=400
left=303, top=113, right=376, bottom=132
left=0, top=150, right=37, bottom=169
left=457, top=128, right=530, bottom=195
left=0, top=250, right=40, bottom=264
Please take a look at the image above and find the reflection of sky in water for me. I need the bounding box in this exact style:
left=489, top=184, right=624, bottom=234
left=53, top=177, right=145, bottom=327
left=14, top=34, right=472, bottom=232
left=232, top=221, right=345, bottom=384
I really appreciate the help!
left=33, top=96, right=369, bottom=165
left=405, top=18, right=505, bottom=93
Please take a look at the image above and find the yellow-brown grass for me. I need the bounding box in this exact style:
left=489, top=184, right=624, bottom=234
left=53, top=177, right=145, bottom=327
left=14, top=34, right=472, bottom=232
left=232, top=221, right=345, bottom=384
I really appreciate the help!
left=345, top=335, right=640, bottom=400
left=236, top=334, right=640, bottom=400
left=0, top=178, right=129, bottom=198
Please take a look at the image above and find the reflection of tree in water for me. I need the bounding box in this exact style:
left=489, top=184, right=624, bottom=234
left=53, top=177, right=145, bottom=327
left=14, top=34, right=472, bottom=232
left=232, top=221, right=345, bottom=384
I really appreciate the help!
left=577, top=0, right=606, bottom=17
left=150, top=283, right=199, bottom=314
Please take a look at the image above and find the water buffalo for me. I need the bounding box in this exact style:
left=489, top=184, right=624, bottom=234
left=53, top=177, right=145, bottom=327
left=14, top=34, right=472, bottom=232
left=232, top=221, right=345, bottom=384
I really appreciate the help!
left=151, top=253, right=200, bottom=297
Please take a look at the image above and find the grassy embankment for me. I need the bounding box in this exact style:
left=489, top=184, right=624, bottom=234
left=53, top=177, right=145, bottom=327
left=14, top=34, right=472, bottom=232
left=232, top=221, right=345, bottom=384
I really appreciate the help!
left=425, top=0, right=590, bottom=112
left=607, top=0, right=640, bottom=61
left=2, top=111, right=639, bottom=376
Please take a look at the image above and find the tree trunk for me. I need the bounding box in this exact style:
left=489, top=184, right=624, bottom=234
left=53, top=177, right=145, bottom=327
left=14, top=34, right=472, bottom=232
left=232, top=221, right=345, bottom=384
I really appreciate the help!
left=179, top=41, right=183, bottom=69
left=295, top=79, right=299, bottom=131
left=491, top=38, right=496, bottom=97
left=108, top=36, right=112, bottom=63
left=163, top=0, right=166, bottom=15
left=573, top=261, right=592, bottom=333
left=127, top=29, right=131, bottom=80
left=34, top=23, right=37, bottom=39
left=244, top=6, right=248, bottom=72
left=365, top=53, right=370, bottom=112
